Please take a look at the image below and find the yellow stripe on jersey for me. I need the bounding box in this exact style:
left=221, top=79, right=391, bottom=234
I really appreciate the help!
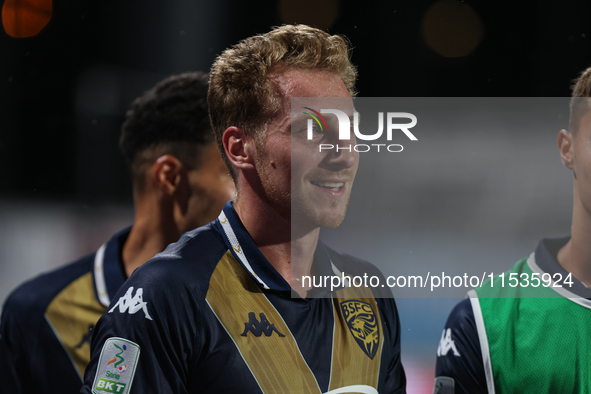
left=206, top=251, right=322, bottom=394
left=45, top=272, right=107, bottom=379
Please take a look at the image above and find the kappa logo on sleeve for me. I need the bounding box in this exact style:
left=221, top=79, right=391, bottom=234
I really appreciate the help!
left=437, top=328, right=461, bottom=357
left=92, top=338, right=140, bottom=394
left=108, top=287, right=153, bottom=320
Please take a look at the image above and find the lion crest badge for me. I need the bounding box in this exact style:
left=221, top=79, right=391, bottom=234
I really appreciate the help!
left=340, top=300, right=380, bottom=359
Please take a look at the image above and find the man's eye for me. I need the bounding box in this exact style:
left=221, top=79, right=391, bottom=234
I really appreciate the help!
left=309, top=125, right=327, bottom=141
left=296, top=124, right=324, bottom=136
left=312, top=125, right=325, bottom=134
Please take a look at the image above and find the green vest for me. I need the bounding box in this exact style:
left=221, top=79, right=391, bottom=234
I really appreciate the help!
left=471, top=254, right=591, bottom=393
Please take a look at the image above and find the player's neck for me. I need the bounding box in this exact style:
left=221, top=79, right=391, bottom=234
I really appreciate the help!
left=234, top=193, right=319, bottom=295
left=289, top=228, right=320, bottom=298
left=557, top=191, right=591, bottom=287
left=122, top=198, right=180, bottom=278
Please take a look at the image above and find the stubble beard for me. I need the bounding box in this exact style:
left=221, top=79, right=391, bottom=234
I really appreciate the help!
left=255, top=151, right=292, bottom=222
left=291, top=185, right=352, bottom=231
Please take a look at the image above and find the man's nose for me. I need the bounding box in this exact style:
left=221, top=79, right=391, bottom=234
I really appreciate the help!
left=324, top=135, right=358, bottom=171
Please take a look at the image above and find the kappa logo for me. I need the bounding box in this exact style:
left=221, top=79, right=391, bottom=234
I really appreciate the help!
left=437, top=328, right=461, bottom=357
left=241, top=312, right=286, bottom=338
left=340, top=300, right=380, bottom=359
left=108, top=287, right=153, bottom=320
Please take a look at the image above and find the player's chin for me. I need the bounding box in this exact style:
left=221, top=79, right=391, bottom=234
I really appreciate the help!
left=319, top=218, right=345, bottom=228
left=291, top=205, right=347, bottom=228
left=313, top=208, right=348, bottom=228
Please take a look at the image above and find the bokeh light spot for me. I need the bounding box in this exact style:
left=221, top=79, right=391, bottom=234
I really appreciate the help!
left=2, top=0, right=52, bottom=38
left=422, top=0, right=483, bottom=58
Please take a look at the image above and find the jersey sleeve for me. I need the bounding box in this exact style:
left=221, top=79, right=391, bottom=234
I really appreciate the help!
left=379, top=298, right=406, bottom=394
left=434, top=298, right=487, bottom=394
left=0, top=303, right=24, bottom=393
left=80, top=260, right=202, bottom=394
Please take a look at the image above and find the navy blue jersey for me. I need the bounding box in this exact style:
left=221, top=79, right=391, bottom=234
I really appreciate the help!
left=81, top=202, right=405, bottom=394
left=0, top=229, right=129, bottom=393
left=434, top=237, right=591, bottom=393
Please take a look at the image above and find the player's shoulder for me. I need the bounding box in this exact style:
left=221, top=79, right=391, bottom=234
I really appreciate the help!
left=124, top=222, right=228, bottom=290
left=103, top=224, right=229, bottom=326
left=2, top=253, right=95, bottom=321
left=440, top=298, right=478, bottom=351
left=447, top=298, right=474, bottom=323
left=322, top=243, right=396, bottom=300
left=439, top=298, right=479, bottom=357
left=163, top=222, right=226, bottom=259
left=323, top=243, right=384, bottom=278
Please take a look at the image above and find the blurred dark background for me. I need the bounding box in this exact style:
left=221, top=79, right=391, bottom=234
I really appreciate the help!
left=1, top=2, right=589, bottom=392
left=1, top=0, right=590, bottom=202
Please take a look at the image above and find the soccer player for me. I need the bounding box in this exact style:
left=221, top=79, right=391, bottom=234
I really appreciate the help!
left=0, top=72, right=235, bottom=394
left=434, top=67, right=591, bottom=393
left=81, top=25, right=406, bottom=394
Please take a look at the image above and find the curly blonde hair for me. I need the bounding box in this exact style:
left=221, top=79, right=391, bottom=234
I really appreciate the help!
left=208, top=24, right=357, bottom=177
left=570, top=67, right=591, bottom=135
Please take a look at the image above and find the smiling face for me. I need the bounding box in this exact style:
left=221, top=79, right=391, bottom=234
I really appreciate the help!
left=254, top=68, right=358, bottom=231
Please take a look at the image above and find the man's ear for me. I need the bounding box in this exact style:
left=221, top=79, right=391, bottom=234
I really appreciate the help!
left=152, top=154, right=184, bottom=196
left=223, top=126, right=256, bottom=171
left=557, top=129, right=575, bottom=170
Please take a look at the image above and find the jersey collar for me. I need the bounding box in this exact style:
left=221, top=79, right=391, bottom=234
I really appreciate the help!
left=306, top=242, right=340, bottom=297
left=92, top=227, right=130, bottom=307
left=533, top=236, right=591, bottom=298
left=215, top=201, right=336, bottom=295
